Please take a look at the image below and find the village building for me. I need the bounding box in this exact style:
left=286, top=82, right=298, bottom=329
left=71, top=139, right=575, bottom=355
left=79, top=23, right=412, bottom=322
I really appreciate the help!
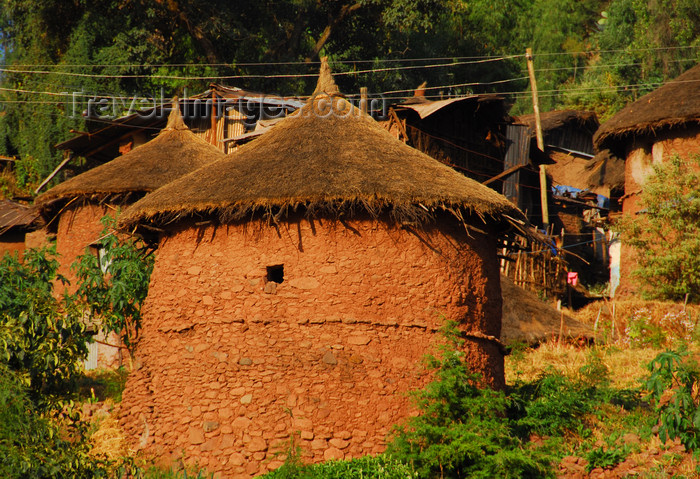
left=0, top=200, right=41, bottom=258
left=116, top=59, right=525, bottom=477
left=383, top=88, right=511, bottom=186
left=54, top=85, right=303, bottom=170
left=34, top=103, right=227, bottom=368
left=35, top=101, right=227, bottom=290
left=593, top=63, right=700, bottom=297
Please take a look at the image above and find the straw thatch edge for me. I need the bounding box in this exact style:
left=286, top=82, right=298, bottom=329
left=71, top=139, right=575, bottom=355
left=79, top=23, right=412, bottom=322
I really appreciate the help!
left=594, top=118, right=700, bottom=152
left=120, top=196, right=524, bottom=243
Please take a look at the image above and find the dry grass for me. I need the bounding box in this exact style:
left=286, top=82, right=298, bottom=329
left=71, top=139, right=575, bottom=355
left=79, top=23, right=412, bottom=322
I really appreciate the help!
left=505, top=341, right=668, bottom=389
left=506, top=298, right=700, bottom=388
left=88, top=401, right=131, bottom=462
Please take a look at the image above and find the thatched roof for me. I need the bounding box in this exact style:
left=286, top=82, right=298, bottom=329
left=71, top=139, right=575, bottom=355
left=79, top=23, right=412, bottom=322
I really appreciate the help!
left=0, top=200, right=40, bottom=235
left=35, top=99, right=227, bottom=214
left=585, top=149, right=625, bottom=192
left=516, top=110, right=599, bottom=136
left=594, top=63, right=700, bottom=153
left=500, top=275, right=594, bottom=345
left=119, top=58, right=523, bottom=232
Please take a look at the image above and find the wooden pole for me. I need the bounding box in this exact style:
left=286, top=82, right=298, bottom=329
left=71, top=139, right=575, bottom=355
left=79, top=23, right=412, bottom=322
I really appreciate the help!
left=210, top=92, right=218, bottom=146
left=35, top=153, right=73, bottom=194
left=539, top=163, right=550, bottom=230
left=527, top=48, right=550, bottom=229
left=526, top=48, right=544, bottom=151
left=360, top=87, right=368, bottom=115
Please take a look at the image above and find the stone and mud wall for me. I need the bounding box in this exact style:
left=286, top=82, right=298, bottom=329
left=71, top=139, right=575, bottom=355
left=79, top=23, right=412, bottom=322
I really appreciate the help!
left=0, top=230, right=25, bottom=259
left=120, top=215, right=503, bottom=478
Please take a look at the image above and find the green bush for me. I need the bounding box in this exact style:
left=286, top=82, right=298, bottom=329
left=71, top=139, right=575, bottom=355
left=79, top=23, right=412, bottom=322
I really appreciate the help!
left=385, top=321, right=553, bottom=479
left=615, top=154, right=700, bottom=302
left=72, top=214, right=154, bottom=350
left=0, top=363, right=111, bottom=478
left=645, top=349, right=700, bottom=450
left=0, top=245, right=90, bottom=407
left=264, top=454, right=415, bottom=479
left=511, top=370, right=599, bottom=438
left=584, top=445, right=630, bottom=473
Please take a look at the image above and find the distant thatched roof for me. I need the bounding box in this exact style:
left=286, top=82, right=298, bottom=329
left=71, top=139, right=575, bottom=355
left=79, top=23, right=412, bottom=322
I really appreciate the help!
left=585, top=149, right=625, bottom=192
left=35, top=99, right=227, bottom=215
left=0, top=200, right=40, bottom=235
left=119, top=58, right=523, bottom=232
left=516, top=110, right=599, bottom=136
left=594, top=63, right=700, bottom=152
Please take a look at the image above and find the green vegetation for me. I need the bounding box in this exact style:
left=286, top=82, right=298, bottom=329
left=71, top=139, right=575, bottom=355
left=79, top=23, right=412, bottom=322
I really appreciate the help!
left=0, top=245, right=90, bottom=406
left=73, top=214, right=154, bottom=350
left=386, top=322, right=552, bottom=478
left=265, top=454, right=416, bottom=479
left=616, top=155, right=700, bottom=302
left=0, top=363, right=112, bottom=478
left=645, top=349, right=700, bottom=451
left=0, top=221, right=154, bottom=478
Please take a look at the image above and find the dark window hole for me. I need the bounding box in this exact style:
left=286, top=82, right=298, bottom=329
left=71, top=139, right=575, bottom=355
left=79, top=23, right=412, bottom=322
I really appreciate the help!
left=267, top=264, right=284, bottom=284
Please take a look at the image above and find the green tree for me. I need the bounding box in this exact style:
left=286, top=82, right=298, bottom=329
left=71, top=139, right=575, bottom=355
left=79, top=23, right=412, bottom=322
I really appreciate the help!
left=616, top=155, right=700, bottom=302
left=72, top=214, right=154, bottom=350
left=0, top=245, right=90, bottom=407
left=564, top=0, right=700, bottom=119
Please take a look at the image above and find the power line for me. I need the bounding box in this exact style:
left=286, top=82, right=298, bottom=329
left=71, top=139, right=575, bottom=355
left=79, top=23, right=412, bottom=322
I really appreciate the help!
left=2, top=44, right=699, bottom=70
left=0, top=56, right=520, bottom=81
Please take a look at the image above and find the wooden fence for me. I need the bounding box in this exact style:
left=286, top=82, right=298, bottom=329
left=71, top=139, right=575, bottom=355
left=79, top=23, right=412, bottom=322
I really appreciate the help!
left=501, top=237, right=568, bottom=300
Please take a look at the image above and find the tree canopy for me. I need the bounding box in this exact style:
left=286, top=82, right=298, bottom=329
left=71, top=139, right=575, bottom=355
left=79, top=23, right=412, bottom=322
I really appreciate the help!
left=1, top=0, right=700, bottom=194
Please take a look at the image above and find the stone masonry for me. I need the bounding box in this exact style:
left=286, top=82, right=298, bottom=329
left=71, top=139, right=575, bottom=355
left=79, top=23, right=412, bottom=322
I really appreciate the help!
left=120, top=215, right=503, bottom=478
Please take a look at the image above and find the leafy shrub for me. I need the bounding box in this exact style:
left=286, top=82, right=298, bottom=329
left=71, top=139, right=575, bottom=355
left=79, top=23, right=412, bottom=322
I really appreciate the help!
left=72, top=214, right=154, bottom=350
left=509, top=350, right=641, bottom=442
left=386, top=321, right=553, bottom=478
left=584, top=445, right=630, bottom=472
left=511, top=371, right=596, bottom=438
left=615, top=154, right=700, bottom=302
left=263, top=455, right=415, bottom=478
left=0, top=363, right=111, bottom=478
left=645, top=349, right=700, bottom=450
left=0, top=245, right=90, bottom=406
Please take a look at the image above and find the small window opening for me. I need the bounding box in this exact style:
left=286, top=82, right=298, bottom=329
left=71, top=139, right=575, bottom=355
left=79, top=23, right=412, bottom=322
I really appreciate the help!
left=266, top=264, right=284, bottom=284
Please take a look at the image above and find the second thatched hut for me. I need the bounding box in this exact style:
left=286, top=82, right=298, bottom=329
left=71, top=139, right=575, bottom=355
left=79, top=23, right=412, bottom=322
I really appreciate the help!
left=35, top=102, right=227, bottom=292
left=594, top=63, right=700, bottom=297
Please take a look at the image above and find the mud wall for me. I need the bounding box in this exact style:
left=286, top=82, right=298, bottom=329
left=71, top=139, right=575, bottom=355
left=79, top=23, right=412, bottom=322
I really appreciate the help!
left=0, top=230, right=25, bottom=259
left=55, top=203, right=112, bottom=294
left=120, top=215, right=503, bottom=478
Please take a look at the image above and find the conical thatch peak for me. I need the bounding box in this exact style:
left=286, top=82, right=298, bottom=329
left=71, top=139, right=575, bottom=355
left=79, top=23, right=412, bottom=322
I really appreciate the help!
left=118, top=65, right=524, bottom=235
left=164, top=96, right=188, bottom=131
left=35, top=101, right=228, bottom=215
left=312, top=57, right=341, bottom=97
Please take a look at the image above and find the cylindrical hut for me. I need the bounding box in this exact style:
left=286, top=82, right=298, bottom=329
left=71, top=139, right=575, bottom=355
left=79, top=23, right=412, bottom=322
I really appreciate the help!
left=117, top=59, right=525, bottom=477
left=594, top=63, right=700, bottom=298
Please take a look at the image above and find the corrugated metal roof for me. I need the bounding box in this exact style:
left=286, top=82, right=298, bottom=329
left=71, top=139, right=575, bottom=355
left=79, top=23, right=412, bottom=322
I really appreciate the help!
left=394, top=94, right=505, bottom=119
